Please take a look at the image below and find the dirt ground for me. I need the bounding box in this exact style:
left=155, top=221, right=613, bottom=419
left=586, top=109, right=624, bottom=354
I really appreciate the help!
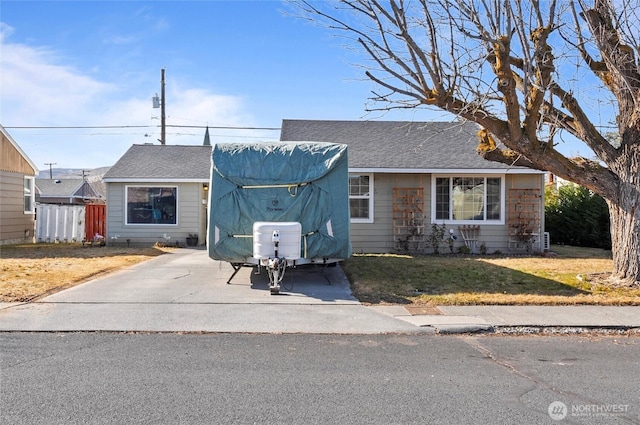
left=0, top=243, right=172, bottom=302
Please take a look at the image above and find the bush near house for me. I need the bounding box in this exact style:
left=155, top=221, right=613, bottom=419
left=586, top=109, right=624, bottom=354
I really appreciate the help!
left=545, top=183, right=611, bottom=250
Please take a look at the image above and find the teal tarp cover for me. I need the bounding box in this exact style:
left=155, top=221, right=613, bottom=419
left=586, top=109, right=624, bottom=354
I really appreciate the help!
left=208, top=142, right=351, bottom=263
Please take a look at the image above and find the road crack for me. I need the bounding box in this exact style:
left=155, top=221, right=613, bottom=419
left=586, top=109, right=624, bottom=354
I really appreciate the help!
left=461, top=336, right=640, bottom=425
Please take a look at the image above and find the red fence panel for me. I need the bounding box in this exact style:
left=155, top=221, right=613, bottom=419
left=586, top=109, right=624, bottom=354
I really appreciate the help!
left=85, top=204, right=106, bottom=241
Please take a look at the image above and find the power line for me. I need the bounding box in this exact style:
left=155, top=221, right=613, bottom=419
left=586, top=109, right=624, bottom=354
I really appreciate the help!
left=4, top=125, right=282, bottom=130
left=5, top=125, right=151, bottom=129
left=168, top=125, right=281, bottom=130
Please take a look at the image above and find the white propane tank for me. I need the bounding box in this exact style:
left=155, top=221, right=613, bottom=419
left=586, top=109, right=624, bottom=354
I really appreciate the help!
left=252, top=222, right=302, bottom=260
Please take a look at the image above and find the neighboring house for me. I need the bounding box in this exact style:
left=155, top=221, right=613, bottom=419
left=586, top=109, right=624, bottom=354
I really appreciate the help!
left=103, top=144, right=211, bottom=246
left=280, top=119, right=546, bottom=254
left=0, top=125, right=38, bottom=245
left=35, top=178, right=104, bottom=205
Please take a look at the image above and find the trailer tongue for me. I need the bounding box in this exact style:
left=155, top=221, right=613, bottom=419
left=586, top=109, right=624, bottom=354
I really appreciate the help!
left=252, top=221, right=301, bottom=294
left=207, top=142, right=351, bottom=294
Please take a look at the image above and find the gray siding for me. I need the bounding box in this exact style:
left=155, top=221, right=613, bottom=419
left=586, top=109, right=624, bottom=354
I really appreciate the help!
left=0, top=171, right=35, bottom=244
left=351, top=174, right=394, bottom=253
left=350, top=172, right=545, bottom=254
left=106, top=182, right=206, bottom=246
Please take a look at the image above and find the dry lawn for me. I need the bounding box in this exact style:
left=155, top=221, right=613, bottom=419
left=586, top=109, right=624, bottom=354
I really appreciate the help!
left=343, top=245, right=640, bottom=306
left=0, top=243, right=172, bottom=302
left=2, top=243, right=639, bottom=306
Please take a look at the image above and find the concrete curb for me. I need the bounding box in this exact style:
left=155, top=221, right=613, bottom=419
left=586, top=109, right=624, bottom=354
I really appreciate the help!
left=434, top=324, right=494, bottom=334
left=366, top=305, right=640, bottom=334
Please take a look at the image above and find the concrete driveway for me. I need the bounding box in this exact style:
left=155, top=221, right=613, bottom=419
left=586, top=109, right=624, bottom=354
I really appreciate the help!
left=0, top=248, right=428, bottom=334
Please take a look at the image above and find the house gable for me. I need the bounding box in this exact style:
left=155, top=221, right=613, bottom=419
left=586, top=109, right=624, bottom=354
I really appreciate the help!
left=0, top=125, right=37, bottom=244
left=0, top=125, right=37, bottom=175
left=35, top=179, right=103, bottom=204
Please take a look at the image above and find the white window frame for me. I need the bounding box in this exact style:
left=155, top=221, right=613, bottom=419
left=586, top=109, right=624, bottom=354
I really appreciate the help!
left=431, top=174, right=505, bottom=225
left=349, top=173, right=374, bottom=224
left=125, top=185, right=179, bottom=226
left=23, top=176, right=35, bottom=214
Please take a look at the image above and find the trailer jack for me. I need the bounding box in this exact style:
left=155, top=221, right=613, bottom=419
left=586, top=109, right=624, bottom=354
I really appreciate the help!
left=262, top=230, right=287, bottom=294
left=265, top=256, right=287, bottom=294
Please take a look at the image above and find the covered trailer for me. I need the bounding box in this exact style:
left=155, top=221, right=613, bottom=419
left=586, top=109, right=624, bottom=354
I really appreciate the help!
left=207, top=141, right=350, bottom=293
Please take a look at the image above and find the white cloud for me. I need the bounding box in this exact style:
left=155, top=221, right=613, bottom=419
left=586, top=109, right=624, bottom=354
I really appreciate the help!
left=0, top=24, right=259, bottom=168
left=1, top=25, right=113, bottom=126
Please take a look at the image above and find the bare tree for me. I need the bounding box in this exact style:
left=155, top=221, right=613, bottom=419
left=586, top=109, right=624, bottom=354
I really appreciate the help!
left=295, top=0, right=640, bottom=286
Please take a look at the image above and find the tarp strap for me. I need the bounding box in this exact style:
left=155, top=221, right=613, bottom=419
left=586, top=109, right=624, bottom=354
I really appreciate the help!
left=239, top=182, right=310, bottom=197
left=302, top=230, right=318, bottom=258
left=230, top=234, right=253, bottom=238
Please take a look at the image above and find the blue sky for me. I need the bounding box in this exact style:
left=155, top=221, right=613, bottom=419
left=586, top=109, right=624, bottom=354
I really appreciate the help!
left=1, top=0, right=587, bottom=170
left=2, top=0, right=440, bottom=170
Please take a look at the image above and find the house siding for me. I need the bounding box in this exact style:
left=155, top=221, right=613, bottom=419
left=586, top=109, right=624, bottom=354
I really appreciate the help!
left=349, top=174, right=386, bottom=254
left=0, top=171, right=35, bottom=244
left=1, top=133, right=36, bottom=174
left=0, top=129, right=37, bottom=245
left=350, top=172, right=545, bottom=254
left=106, top=182, right=205, bottom=246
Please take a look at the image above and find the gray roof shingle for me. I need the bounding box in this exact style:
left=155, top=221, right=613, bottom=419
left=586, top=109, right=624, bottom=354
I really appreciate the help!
left=103, top=145, right=212, bottom=180
left=35, top=179, right=84, bottom=197
left=280, top=119, right=524, bottom=170
left=35, top=178, right=102, bottom=200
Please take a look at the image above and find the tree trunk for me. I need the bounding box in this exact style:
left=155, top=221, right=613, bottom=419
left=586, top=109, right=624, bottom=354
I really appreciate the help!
left=607, top=144, right=640, bottom=286
left=608, top=200, right=640, bottom=286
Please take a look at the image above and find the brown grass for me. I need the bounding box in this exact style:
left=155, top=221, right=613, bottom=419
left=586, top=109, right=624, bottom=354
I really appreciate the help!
left=3, top=243, right=638, bottom=306
left=0, top=243, right=172, bottom=302
left=342, top=245, right=640, bottom=306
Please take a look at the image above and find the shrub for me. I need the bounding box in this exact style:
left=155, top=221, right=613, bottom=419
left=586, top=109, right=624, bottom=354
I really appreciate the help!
left=457, top=245, right=471, bottom=254
left=428, top=223, right=446, bottom=255
left=545, top=183, right=611, bottom=249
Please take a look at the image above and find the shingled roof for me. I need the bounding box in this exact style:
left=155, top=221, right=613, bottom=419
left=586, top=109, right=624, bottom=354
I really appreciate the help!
left=280, top=119, right=530, bottom=171
left=36, top=179, right=82, bottom=196
left=103, top=145, right=212, bottom=181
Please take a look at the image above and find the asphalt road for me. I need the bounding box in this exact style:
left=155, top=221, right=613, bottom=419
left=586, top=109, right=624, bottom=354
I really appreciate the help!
left=1, top=333, right=639, bottom=425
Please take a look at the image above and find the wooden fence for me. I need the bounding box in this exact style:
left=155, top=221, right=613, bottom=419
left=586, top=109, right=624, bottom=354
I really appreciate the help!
left=85, top=203, right=106, bottom=241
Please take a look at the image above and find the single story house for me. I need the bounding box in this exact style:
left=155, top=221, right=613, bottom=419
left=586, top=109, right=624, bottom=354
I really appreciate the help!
left=104, top=120, right=545, bottom=253
left=0, top=124, right=38, bottom=245
left=103, top=144, right=211, bottom=246
left=36, top=178, right=104, bottom=205
left=280, top=119, right=546, bottom=254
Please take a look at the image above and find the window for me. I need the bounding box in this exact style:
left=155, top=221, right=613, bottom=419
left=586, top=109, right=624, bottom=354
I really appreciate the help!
left=433, top=176, right=503, bottom=223
left=126, top=186, right=177, bottom=225
left=24, top=176, right=34, bottom=214
left=349, top=174, right=373, bottom=223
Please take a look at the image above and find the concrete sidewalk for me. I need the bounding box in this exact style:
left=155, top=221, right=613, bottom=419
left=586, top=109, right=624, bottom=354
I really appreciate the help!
left=370, top=305, right=640, bottom=334
left=0, top=248, right=638, bottom=334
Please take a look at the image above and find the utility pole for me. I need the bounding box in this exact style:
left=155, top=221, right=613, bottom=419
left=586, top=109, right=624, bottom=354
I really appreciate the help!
left=152, top=68, right=166, bottom=145
left=44, top=162, right=57, bottom=179
left=160, top=68, right=166, bottom=145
